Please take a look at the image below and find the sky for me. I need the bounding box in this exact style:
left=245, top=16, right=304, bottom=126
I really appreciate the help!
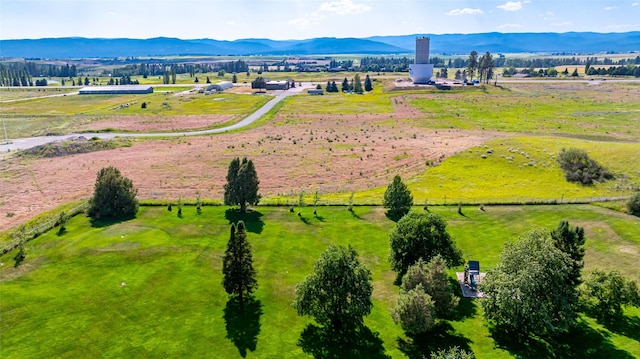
left=1, top=0, right=639, bottom=40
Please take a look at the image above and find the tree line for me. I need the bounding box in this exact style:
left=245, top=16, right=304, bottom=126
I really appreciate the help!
left=104, top=60, right=249, bottom=78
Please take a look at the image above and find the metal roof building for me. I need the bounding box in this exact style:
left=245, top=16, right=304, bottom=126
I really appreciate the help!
left=79, top=85, right=153, bottom=95
left=206, top=81, right=234, bottom=92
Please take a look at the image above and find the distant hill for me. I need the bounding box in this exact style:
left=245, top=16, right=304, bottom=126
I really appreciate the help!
left=1, top=32, right=639, bottom=59
left=367, top=32, right=640, bottom=54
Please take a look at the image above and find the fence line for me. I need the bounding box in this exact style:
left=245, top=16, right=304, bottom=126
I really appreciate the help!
left=0, top=195, right=630, bottom=255
left=1, top=202, right=87, bottom=255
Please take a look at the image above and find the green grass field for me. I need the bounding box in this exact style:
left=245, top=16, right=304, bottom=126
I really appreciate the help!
left=405, top=82, right=640, bottom=140
left=2, top=205, right=639, bottom=358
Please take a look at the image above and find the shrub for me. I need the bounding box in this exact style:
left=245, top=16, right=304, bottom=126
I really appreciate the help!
left=87, top=166, right=138, bottom=219
left=557, top=148, right=613, bottom=185
left=627, top=192, right=640, bottom=216
left=581, top=269, right=640, bottom=321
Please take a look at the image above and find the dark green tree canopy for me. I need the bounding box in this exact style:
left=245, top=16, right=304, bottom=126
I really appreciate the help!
left=481, top=229, right=575, bottom=338
left=364, top=74, right=373, bottom=92
left=551, top=220, right=586, bottom=288
left=224, top=157, right=261, bottom=212
left=627, top=192, right=640, bottom=216
left=293, top=245, right=373, bottom=330
left=87, top=166, right=138, bottom=219
left=389, top=212, right=463, bottom=281
left=222, top=221, right=258, bottom=305
left=383, top=175, right=413, bottom=221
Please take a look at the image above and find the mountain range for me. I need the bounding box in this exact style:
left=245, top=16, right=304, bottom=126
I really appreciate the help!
left=1, top=32, right=639, bottom=59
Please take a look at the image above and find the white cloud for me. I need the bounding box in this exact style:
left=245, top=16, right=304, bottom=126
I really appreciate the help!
left=288, top=12, right=327, bottom=28
left=319, top=0, right=371, bottom=15
left=497, top=1, right=523, bottom=11
left=604, top=6, right=616, bottom=10
left=107, top=11, right=116, bottom=16
left=498, top=23, right=523, bottom=29
left=226, top=21, right=237, bottom=26
left=633, top=2, right=639, bottom=6
left=446, top=8, right=484, bottom=16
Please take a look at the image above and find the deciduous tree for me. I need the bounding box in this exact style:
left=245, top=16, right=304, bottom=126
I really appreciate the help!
left=581, top=269, right=640, bottom=320
left=391, top=284, right=436, bottom=335
left=481, top=229, right=575, bottom=337
left=353, top=73, right=363, bottom=94
left=389, top=212, right=463, bottom=281
left=293, top=245, right=373, bottom=330
left=401, top=256, right=459, bottom=317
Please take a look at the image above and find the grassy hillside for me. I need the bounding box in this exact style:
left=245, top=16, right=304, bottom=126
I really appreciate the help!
left=2, top=205, right=639, bottom=358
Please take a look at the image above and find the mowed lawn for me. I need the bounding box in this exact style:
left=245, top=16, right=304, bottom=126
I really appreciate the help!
left=1, top=205, right=639, bottom=358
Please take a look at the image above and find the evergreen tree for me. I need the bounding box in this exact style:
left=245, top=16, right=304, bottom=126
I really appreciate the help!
left=364, top=74, right=373, bottom=91
left=87, top=166, right=138, bottom=219
left=383, top=175, right=413, bottom=221
left=223, top=157, right=261, bottom=212
left=467, top=51, right=478, bottom=81
left=551, top=221, right=585, bottom=289
left=232, top=73, right=238, bottom=83
left=222, top=221, right=258, bottom=306
left=341, top=77, right=350, bottom=92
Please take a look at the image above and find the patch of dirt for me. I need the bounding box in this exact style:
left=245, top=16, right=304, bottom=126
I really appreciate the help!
left=78, top=114, right=234, bottom=132
left=0, top=110, right=496, bottom=231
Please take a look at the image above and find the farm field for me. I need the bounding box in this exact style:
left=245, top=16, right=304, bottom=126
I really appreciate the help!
left=2, top=80, right=639, bottom=231
left=1, top=205, right=639, bottom=358
left=0, top=91, right=271, bottom=137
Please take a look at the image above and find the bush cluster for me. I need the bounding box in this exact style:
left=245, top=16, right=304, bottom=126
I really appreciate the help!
left=557, top=148, right=613, bottom=185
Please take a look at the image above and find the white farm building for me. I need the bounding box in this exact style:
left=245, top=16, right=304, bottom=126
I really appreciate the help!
left=79, top=85, right=154, bottom=95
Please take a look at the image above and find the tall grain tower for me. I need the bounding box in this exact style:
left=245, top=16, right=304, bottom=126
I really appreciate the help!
left=415, top=37, right=430, bottom=64
left=409, top=36, right=434, bottom=84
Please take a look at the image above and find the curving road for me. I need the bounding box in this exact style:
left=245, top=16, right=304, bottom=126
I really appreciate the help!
left=0, top=83, right=314, bottom=154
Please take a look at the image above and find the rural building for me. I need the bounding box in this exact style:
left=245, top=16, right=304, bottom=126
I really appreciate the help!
left=79, top=85, right=153, bottom=95
left=206, top=81, right=233, bottom=92
left=308, top=89, right=324, bottom=95
left=409, top=37, right=434, bottom=84
left=265, top=80, right=290, bottom=90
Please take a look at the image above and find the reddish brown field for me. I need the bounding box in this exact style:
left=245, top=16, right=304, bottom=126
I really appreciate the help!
left=1, top=93, right=499, bottom=231
left=75, top=114, right=234, bottom=132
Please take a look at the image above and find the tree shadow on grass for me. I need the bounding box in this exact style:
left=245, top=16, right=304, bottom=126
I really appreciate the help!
left=298, top=323, right=390, bottom=359
left=224, top=209, right=265, bottom=234
left=90, top=216, right=133, bottom=228
left=223, top=296, right=263, bottom=358
left=595, top=313, right=640, bottom=343
left=398, top=322, right=472, bottom=359
left=449, top=297, right=478, bottom=321
left=349, top=209, right=363, bottom=220
left=490, top=318, right=634, bottom=359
